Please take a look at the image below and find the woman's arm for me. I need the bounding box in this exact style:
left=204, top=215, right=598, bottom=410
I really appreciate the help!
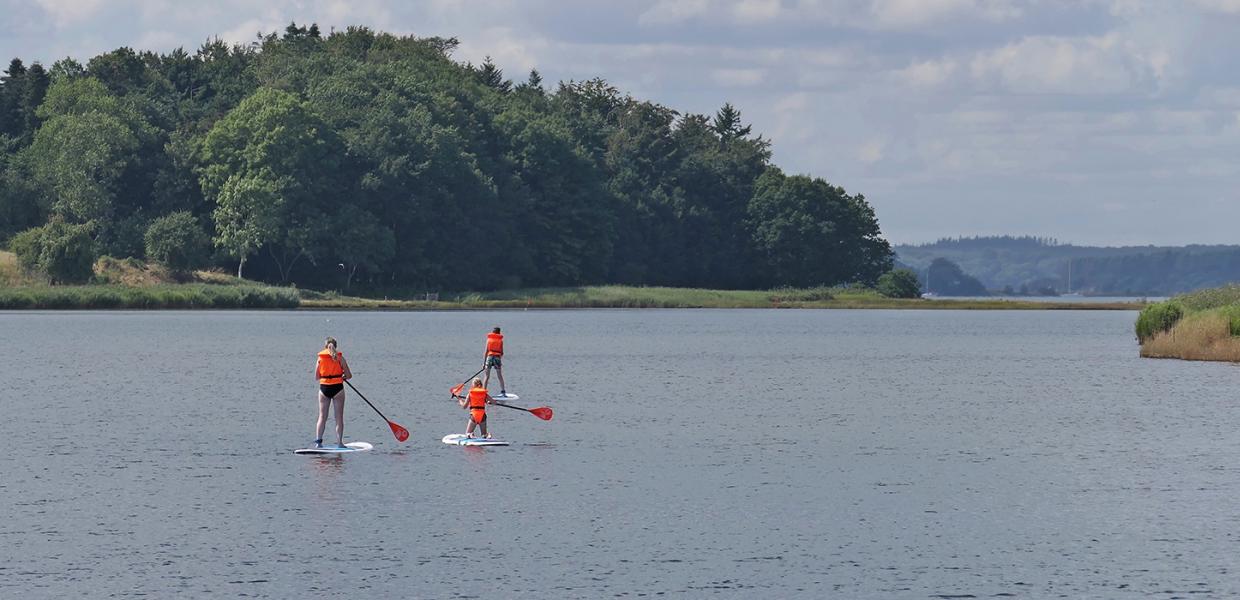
left=340, top=356, right=352, bottom=381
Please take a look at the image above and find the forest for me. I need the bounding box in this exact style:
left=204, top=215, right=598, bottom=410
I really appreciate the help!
left=0, top=24, right=893, bottom=292
left=897, top=236, right=1240, bottom=295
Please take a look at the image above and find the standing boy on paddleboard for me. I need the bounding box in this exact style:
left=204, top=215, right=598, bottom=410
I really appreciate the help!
left=459, top=378, right=494, bottom=438
left=482, top=326, right=509, bottom=397
left=314, top=337, right=352, bottom=448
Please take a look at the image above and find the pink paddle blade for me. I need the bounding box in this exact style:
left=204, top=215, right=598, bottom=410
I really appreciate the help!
left=389, top=420, right=410, bottom=442
left=529, top=407, right=553, bottom=421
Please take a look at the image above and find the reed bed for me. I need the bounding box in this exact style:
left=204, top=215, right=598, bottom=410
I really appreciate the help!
left=1140, top=310, right=1240, bottom=362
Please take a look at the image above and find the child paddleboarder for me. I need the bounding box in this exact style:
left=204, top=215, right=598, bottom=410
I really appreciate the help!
left=482, top=326, right=508, bottom=397
left=458, top=378, right=494, bottom=439
left=313, top=337, right=352, bottom=448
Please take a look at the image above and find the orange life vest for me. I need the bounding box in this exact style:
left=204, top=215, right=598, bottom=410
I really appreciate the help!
left=486, top=332, right=504, bottom=357
left=317, top=350, right=344, bottom=385
left=467, top=386, right=489, bottom=410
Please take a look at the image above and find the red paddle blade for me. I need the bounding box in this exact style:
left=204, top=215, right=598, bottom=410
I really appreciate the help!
left=529, top=407, right=553, bottom=421
left=449, top=383, right=464, bottom=396
left=388, top=420, right=410, bottom=442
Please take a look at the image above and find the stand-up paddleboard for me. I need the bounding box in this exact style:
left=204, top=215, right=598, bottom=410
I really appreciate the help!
left=492, top=392, right=519, bottom=401
left=294, top=442, right=374, bottom=455
left=442, top=434, right=509, bottom=447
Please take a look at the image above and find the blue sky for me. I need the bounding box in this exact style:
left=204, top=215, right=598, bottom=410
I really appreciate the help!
left=3, top=0, right=1239, bottom=246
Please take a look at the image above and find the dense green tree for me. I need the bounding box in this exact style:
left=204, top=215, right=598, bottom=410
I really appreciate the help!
left=10, top=221, right=97, bottom=283
left=25, top=79, right=150, bottom=224
left=20, top=62, right=49, bottom=142
left=877, top=268, right=922, bottom=298
left=477, top=56, right=511, bottom=93
left=199, top=87, right=341, bottom=280
left=0, top=24, right=895, bottom=291
left=144, top=211, right=210, bottom=273
left=747, top=168, right=892, bottom=287
left=925, top=257, right=988, bottom=296
left=0, top=58, right=26, bottom=138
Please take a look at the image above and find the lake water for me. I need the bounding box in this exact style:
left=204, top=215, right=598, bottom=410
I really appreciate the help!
left=4, top=309, right=1238, bottom=599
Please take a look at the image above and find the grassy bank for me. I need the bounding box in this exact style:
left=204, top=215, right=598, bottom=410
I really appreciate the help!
left=0, top=283, right=300, bottom=309
left=1137, top=285, right=1240, bottom=361
left=301, top=285, right=1144, bottom=310
left=0, top=251, right=299, bottom=309
left=1, top=251, right=1146, bottom=311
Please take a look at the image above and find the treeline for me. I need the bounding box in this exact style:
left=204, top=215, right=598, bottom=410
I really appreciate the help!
left=0, top=23, right=892, bottom=291
left=1074, top=249, right=1240, bottom=295
left=914, top=235, right=1063, bottom=249
left=897, top=236, right=1240, bottom=295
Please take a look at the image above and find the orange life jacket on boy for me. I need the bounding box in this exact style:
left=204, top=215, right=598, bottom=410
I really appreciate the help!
left=486, top=332, right=504, bottom=357
left=317, top=350, right=344, bottom=385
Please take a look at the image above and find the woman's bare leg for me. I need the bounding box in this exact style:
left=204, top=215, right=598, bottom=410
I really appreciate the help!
left=315, top=393, right=331, bottom=442
left=332, top=392, right=345, bottom=446
left=495, top=367, right=506, bottom=393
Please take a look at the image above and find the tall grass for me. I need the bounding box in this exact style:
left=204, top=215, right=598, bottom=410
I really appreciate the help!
left=1135, top=283, right=1240, bottom=361
left=0, top=284, right=299, bottom=309
left=1172, top=284, right=1240, bottom=311
left=1140, top=310, right=1240, bottom=362
left=1135, top=300, right=1184, bottom=342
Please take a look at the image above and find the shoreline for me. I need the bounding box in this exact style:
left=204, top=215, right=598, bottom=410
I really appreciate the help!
left=299, top=297, right=1144, bottom=311
left=0, top=281, right=1148, bottom=311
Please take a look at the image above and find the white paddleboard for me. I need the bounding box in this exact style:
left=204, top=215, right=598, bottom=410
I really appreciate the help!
left=492, top=393, right=519, bottom=401
left=294, top=441, right=374, bottom=455
left=442, top=434, right=510, bottom=447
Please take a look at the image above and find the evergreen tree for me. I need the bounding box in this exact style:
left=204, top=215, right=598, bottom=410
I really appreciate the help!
left=477, top=56, right=511, bottom=93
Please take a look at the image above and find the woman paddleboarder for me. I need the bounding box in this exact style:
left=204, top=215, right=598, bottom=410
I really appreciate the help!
left=314, top=337, right=352, bottom=448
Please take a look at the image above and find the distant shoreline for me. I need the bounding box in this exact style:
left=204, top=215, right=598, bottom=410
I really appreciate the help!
left=0, top=282, right=1148, bottom=311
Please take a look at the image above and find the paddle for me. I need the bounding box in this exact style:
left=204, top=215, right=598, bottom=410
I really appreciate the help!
left=449, top=366, right=487, bottom=398
left=344, top=380, right=410, bottom=442
left=491, top=400, right=553, bottom=421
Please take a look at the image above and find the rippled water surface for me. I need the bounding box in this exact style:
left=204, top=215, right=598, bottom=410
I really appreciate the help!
left=4, top=309, right=1239, bottom=598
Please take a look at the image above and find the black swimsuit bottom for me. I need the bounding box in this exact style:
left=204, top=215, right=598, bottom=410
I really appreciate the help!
left=320, top=383, right=344, bottom=399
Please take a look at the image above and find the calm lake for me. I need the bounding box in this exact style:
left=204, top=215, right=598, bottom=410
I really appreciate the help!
left=4, top=309, right=1237, bottom=598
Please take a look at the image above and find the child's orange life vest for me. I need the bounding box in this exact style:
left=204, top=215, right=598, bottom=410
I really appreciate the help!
left=467, top=386, right=489, bottom=410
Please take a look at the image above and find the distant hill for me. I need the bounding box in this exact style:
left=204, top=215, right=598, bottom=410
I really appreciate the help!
left=895, top=236, right=1240, bottom=295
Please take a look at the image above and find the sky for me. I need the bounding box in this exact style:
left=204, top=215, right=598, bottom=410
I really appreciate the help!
left=2, top=0, right=1239, bottom=246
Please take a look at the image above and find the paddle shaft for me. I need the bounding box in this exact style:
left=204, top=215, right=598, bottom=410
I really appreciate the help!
left=491, top=401, right=532, bottom=414
left=345, top=380, right=393, bottom=423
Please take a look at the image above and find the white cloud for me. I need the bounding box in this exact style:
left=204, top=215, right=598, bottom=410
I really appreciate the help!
left=638, top=0, right=713, bottom=26
left=711, top=67, right=766, bottom=86
left=969, top=33, right=1160, bottom=94
left=871, top=0, right=977, bottom=28
left=456, top=27, right=548, bottom=73
left=35, top=0, right=104, bottom=26
left=895, top=58, right=957, bottom=87
left=732, top=0, right=782, bottom=21
left=858, top=138, right=885, bottom=163
left=1191, top=0, right=1240, bottom=14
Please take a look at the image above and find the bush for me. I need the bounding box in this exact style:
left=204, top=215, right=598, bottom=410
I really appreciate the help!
left=1135, top=300, right=1184, bottom=342
left=877, top=268, right=922, bottom=298
left=9, top=221, right=97, bottom=283
left=144, top=211, right=209, bottom=273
